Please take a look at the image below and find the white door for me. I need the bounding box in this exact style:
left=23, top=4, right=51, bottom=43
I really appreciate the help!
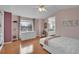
left=0, top=11, right=4, bottom=50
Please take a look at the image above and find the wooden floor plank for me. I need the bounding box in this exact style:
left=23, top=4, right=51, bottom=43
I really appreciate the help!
left=0, top=38, right=48, bottom=54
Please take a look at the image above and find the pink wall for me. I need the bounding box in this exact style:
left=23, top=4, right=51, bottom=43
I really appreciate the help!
left=55, top=7, right=79, bottom=39
left=4, top=12, right=12, bottom=42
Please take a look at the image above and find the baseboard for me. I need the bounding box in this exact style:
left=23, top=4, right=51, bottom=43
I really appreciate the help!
left=4, top=41, right=12, bottom=44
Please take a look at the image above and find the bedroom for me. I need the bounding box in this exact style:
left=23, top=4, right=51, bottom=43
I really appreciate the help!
left=0, top=5, right=79, bottom=54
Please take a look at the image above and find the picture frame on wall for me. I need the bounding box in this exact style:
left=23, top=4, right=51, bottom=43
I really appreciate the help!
left=63, top=19, right=79, bottom=27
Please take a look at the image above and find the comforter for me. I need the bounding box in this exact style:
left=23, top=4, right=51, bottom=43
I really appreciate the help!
left=41, top=37, right=79, bottom=54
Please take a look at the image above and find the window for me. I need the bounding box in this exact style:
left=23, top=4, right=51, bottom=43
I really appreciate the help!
left=20, top=20, right=33, bottom=32
left=48, top=17, right=56, bottom=35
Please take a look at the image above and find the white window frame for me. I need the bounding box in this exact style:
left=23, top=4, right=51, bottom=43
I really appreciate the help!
left=48, top=16, right=56, bottom=35
left=20, top=19, right=34, bottom=33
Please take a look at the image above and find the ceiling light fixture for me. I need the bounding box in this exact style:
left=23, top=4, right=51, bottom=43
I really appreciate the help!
left=38, top=5, right=47, bottom=12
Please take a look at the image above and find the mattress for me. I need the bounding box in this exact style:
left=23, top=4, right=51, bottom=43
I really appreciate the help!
left=40, top=37, right=79, bottom=54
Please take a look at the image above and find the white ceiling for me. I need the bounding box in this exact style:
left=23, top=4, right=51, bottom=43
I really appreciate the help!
left=0, top=5, right=79, bottom=19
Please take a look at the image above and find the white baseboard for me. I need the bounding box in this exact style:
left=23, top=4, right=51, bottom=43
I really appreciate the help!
left=4, top=41, right=12, bottom=44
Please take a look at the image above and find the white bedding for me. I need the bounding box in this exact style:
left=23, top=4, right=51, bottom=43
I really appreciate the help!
left=40, top=37, right=79, bottom=54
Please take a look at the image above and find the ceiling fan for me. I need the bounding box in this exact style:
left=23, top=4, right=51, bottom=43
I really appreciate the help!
left=38, top=5, right=47, bottom=12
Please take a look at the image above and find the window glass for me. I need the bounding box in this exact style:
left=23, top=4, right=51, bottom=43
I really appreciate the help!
left=20, top=20, right=33, bottom=32
left=48, top=17, right=55, bottom=32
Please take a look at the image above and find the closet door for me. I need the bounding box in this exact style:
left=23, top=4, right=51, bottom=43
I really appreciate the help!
left=4, top=12, right=12, bottom=42
left=0, top=11, right=4, bottom=50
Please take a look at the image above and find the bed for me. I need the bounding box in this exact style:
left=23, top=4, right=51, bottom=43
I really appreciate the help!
left=40, top=36, right=79, bottom=54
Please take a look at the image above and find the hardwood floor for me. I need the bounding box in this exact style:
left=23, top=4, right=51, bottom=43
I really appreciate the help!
left=0, top=41, right=20, bottom=54
left=0, top=37, right=48, bottom=54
